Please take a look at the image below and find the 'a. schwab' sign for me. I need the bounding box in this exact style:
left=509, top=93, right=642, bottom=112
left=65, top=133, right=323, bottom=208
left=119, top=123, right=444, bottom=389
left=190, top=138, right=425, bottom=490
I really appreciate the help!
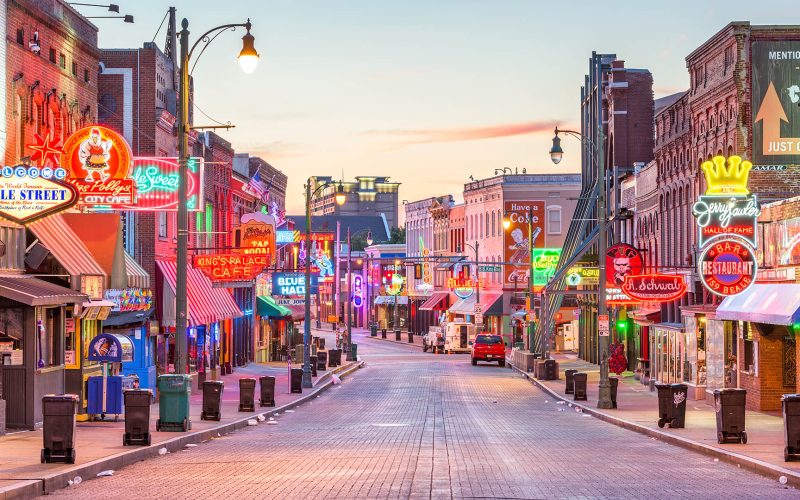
left=193, top=254, right=268, bottom=282
left=0, top=165, right=78, bottom=224
left=693, top=155, right=760, bottom=296
left=621, top=274, right=687, bottom=302
left=272, top=272, right=319, bottom=296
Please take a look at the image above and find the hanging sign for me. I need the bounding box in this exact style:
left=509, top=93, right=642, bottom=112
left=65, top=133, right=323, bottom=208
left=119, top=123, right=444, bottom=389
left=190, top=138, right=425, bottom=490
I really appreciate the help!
left=193, top=253, right=269, bottom=282
left=698, top=236, right=757, bottom=296
left=532, top=248, right=562, bottom=288
left=103, top=288, right=153, bottom=312
left=566, top=265, right=599, bottom=287
left=117, top=157, right=203, bottom=212
left=448, top=276, right=484, bottom=299
left=272, top=272, right=319, bottom=296
left=606, top=244, right=643, bottom=286
left=236, top=219, right=276, bottom=262
left=352, top=274, right=364, bottom=307
left=0, top=165, right=78, bottom=224
left=621, top=274, right=688, bottom=302
left=503, top=200, right=545, bottom=286
left=61, top=125, right=135, bottom=207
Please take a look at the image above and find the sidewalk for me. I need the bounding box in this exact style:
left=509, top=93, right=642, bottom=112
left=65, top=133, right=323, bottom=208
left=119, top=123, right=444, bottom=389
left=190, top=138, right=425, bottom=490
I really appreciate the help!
left=509, top=351, right=800, bottom=487
left=0, top=329, right=362, bottom=499
left=364, top=327, right=424, bottom=349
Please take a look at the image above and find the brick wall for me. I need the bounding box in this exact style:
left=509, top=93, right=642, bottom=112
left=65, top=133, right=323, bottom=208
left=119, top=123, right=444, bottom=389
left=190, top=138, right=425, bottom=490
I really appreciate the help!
left=739, top=323, right=795, bottom=411
left=5, top=0, right=99, bottom=165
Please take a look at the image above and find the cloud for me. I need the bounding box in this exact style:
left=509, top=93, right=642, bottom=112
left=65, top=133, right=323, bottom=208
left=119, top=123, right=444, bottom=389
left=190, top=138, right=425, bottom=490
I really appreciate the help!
left=365, top=121, right=560, bottom=147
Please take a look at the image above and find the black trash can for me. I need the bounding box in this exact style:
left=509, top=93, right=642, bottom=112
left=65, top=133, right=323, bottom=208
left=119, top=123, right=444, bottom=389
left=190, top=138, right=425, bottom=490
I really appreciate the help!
left=381, top=329, right=387, bottom=339
left=609, top=377, right=619, bottom=409
left=349, top=344, right=358, bottom=361
left=200, top=380, right=224, bottom=421
left=656, top=383, right=688, bottom=428
left=123, top=389, right=152, bottom=446
left=408, top=332, right=414, bottom=343
left=317, top=351, right=328, bottom=371
left=565, top=369, right=578, bottom=395
left=259, top=376, right=275, bottom=407
left=239, top=378, right=257, bottom=412
left=544, top=359, right=557, bottom=381
left=370, top=324, right=378, bottom=337
left=714, top=388, right=747, bottom=443
left=41, top=394, right=78, bottom=463
left=318, top=338, right=325, bottom=350
left=290, top=368, right=303, bottom=393
left=783, top=394, right=800, bottom=461
left=573, top=373, right=588, bottom=401
left=310, top=355, right=318, bottom=377
left=329, top=349, right=339, bottom=368
left=395, top=330, right=402, bottom=341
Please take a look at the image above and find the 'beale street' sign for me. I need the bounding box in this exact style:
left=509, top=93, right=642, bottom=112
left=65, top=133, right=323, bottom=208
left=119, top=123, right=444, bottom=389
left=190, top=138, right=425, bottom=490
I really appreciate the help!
left=0, top=165, right=78, bottom=224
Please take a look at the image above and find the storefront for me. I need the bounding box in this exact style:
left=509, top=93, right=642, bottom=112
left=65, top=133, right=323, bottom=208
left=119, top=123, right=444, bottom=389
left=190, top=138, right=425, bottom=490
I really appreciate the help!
left=447, top=292, right=503, bottom=337
left=255, top=296, right=293, bottom=362
left=0, top=276, right=86, bottom=430
left=649, top=323, right=684, bottom=388
left=715, top=283, right=800, bottom=411
left=418, top=291, right=449, bottom=334
left=629, top=308, right=660, bottom=385
left=155, top=260, right=243, bottom=384
left=231, top=286, right=255, bottom=367
left=374, top=295, right=408, bottom=330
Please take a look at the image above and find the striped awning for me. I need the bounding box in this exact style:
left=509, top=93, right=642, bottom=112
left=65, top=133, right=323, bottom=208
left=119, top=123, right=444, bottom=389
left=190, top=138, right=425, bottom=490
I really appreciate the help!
left=419, top=291, right=449, bottom=311
left=124, top=252, right=150, bottom=289
left=284, top=304, right=307, bottom=321
left=28, top=214, right=106, bottom=281
left=156, top=260, right=243, bottom=327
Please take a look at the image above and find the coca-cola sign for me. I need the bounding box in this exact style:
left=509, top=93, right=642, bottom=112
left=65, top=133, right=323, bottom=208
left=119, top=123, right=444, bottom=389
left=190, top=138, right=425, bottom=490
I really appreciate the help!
left=621, top=274, right=688, bottom=302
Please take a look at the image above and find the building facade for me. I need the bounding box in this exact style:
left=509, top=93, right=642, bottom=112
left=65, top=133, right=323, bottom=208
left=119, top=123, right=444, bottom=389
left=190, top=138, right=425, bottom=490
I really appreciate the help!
left=311, top=176, right=401, bottom=229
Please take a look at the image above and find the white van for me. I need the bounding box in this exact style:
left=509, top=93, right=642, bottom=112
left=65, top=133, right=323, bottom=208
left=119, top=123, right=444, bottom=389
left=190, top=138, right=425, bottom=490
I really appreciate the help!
left=444, top=322, right=476, bottom=353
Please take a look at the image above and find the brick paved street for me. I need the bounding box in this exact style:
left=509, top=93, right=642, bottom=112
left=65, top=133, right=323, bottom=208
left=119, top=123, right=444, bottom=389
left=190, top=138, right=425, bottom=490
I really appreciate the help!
left=46, top=332, right=797, bottom=499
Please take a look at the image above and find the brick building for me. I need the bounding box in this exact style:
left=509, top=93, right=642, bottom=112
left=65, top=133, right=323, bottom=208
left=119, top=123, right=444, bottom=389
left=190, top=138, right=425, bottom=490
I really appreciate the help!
left=311, top=176, right=401, bottom=229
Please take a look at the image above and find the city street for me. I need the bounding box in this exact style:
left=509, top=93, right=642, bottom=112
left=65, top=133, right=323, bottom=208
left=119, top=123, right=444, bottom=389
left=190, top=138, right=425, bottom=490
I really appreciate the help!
left=46, top=333, right=795, bottom=499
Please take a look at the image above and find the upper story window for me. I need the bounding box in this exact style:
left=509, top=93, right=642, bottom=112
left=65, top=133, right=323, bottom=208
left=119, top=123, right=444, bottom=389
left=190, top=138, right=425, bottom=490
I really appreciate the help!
left=547, top=206, right=562, bottom=235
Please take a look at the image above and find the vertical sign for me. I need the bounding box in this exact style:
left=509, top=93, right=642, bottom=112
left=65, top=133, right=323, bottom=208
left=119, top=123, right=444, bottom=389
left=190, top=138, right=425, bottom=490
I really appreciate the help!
left=598, top=314, right=609, bottom=337
left=503, top=201, right=545, bottom=287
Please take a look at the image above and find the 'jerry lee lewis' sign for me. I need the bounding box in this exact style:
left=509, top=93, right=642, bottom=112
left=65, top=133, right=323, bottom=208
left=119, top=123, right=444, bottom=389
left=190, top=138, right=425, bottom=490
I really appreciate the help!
left=0, top=165, right=78, bottom=224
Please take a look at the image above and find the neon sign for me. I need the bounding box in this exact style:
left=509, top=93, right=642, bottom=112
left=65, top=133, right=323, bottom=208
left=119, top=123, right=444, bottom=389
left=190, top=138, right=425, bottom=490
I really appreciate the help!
left=621, top=274, right=687, bottom=302
left=0, top=165, right=78, bottom=224
left=352, top=275, right=364, bottom=307
left=117, top=157, right=203, bottom=212
left=698, top=236, right=757, bottom=296
left=61, top=125, right=136, bottom=208
left=272, top=272, right=319, bottom=296
left=236, top=219, right=276, bottom=263
left=532, top=248, right=562, bottom=288
left=693, top=156, right=760, bottom=296
left=193, top=254, right=269, bottom=282
left=606, top=244, right=643, bottom=286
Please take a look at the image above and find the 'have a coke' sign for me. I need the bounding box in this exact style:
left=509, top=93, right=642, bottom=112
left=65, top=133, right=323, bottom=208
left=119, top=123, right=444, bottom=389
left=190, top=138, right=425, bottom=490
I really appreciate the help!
left=621, top=274, right=688, bottom=302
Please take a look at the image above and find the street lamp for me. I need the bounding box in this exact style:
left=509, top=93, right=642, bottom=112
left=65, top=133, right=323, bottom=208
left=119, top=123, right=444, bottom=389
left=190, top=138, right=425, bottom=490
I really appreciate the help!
left=345, top=228, right=372, bottom=360
left=174, top=17, right=258, bottom=375
left=503, top=211, right=538, bottom=353
left=302, top=178, right=345, bottom=387
left=237, top=22, right=260, bottom=74
left=459, top=242, right=481, bottom=329
left=548, top=126, right=612, bottom=409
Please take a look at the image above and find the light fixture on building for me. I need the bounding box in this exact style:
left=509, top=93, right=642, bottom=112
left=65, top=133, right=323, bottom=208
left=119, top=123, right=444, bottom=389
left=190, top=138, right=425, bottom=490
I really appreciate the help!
left=366, top=231, right=373, bottom=245
left=549, top=131, right=564, bottom=164
left=335, top=182, right=346, bottom=206
left=502, top=215, right=511, bottom=231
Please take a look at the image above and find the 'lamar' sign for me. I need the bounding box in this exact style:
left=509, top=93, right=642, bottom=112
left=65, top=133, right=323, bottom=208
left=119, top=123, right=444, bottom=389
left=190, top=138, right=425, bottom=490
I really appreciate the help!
left=193, top=254, right=268, bottom=282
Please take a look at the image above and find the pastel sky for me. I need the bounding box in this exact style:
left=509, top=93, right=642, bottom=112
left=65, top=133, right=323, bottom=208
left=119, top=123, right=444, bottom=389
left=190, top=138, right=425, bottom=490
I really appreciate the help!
left=93, top=0, right=795, bottom=217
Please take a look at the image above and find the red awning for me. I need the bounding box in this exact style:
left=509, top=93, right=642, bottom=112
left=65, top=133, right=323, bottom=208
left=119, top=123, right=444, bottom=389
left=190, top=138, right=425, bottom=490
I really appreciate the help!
left=419, top=291, right=449, bottom=311
left=156, top=260, right=243, bottom=326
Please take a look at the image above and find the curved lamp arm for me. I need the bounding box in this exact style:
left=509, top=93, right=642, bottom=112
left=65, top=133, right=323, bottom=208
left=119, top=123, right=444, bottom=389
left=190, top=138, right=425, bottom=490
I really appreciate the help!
left=553, top=127, right=596, bottom=149
left=187, top=21, right=249, bottom=62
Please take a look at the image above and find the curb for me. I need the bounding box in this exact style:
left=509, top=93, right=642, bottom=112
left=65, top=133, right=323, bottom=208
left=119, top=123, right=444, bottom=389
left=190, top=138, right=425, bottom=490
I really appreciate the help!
left=506, top=359, right=800, bottom=488
left=363, top=333, right=423, bottom=350
left=1, top=361, right=364, bottom=499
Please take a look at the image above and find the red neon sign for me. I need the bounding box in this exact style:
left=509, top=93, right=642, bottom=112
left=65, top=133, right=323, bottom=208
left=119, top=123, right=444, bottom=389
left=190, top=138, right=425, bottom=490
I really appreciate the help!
left=621, top=274, right=687, bottom=302
left=193, top=254, right=269, bottom=282
left=699, top=237, right=757, bottom=296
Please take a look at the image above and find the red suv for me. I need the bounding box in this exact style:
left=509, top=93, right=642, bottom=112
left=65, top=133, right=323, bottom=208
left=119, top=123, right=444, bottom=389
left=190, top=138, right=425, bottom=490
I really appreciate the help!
left=471, top=334, right=505, bottom=366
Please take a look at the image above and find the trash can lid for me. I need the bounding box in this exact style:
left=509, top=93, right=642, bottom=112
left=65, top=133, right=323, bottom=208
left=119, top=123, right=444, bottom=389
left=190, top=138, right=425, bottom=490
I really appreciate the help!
left=43, top=394, right=78, bottom=401
left=714, top=388, right=746, bottom=393
left=782, top=394, right=800, bottom=401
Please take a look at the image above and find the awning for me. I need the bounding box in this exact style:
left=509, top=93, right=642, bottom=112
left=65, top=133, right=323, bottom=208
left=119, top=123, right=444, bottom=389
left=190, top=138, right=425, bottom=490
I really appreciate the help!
left=257, top=296, right=292, bottom=318
left=28, top=214, right=106, bottom=281
left=0, top=275, right=87, bottom=306
left=448, top=292, right=502, bottom=316
left=419, top=291, right=449, bottom=311
left=125, top=252, right=150, bottom=289
left=156, top=260, right=243, bottom=326
left=103, top=308, right=153, bottom=327
left=716, top=284, right=800, bottom=325
left=285, top=304, right=306, bottom=321
left=374, top=295, right=409, bottom=305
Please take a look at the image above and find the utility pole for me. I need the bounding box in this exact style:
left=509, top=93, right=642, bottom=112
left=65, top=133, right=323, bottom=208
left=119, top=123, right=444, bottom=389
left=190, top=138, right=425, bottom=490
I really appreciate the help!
left=346, top=228, right=353, bottom=355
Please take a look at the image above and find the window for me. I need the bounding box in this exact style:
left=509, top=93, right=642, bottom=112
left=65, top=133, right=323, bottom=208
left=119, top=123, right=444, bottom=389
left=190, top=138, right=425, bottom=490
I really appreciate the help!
left=158, top=211, right=168, bottom=238
left=16, top=28, right=24, bottom=45
left=49, top=48, right=56, bottom=63
left=59, top=53, right=66, bottom=69
left=84, top=68, right=90, bottom=83
left=38, top=307, right=64, bottom=368
left=72, top=61, right=78, bottom=76
left=742, top=322, right=755, bottom=372
left=547, top=207, right=562, bottom=235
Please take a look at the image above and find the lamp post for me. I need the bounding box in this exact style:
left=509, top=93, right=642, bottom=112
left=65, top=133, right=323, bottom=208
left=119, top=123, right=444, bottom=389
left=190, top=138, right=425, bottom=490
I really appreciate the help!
left=175, top=17, right=259, bottom=375
left=460, top=241, right=481, bottom=328
left=549, top=124, right=612, bottom=409
left=303, top=178, right=345, bottom=387
left=346, top=229, right=371, bottom=359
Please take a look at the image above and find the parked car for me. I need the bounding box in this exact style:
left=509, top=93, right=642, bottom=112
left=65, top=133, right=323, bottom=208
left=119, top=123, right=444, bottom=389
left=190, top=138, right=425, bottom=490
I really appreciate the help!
left=422, top=327, right=445, bottom=353
left=471, top=334, right=505, bottom=366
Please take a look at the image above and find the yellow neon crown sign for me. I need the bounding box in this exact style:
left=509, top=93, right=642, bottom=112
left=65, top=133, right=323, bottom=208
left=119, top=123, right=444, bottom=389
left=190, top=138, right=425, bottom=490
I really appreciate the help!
left=701, top=155, right=752, bottom=196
